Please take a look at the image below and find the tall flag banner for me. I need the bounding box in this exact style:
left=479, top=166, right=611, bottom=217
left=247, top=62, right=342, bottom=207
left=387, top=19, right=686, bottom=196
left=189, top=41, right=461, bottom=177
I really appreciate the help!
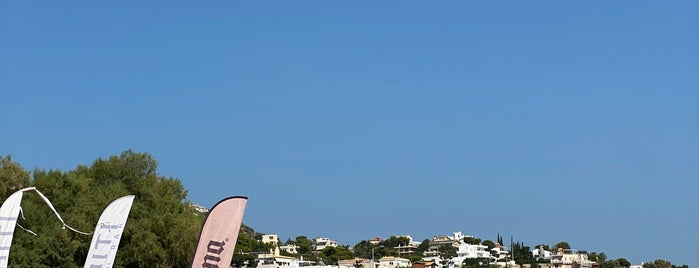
left=191, top=196, right=247, bottom=268
left=0, top=187, right=90, bottom=268
left=0, top=189, right=25, bottom=267
left=84, top=195, right=135, bottom=268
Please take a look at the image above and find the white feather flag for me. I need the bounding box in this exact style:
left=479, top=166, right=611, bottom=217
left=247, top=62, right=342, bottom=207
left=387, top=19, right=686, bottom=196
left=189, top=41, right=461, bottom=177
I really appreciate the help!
left=0, top=187, right=90, bottom=268
left=84, top=195, right=135, bottom=268
left=0, top=189, right=25, bottom=268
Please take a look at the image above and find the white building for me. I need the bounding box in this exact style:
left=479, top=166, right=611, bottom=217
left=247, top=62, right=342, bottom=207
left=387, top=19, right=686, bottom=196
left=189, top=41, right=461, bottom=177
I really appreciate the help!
left=369, top=237, right=382, bottom=245
left=452, top=232, right=474, bottom=243
left=428, top=232, right=460, bottom=254
left=339, top=258, right=372, bottom=268
left=262, top=234, right=279, bottom=245
left=532, top=247, right=553, bottom=260
left=456, top=243, right=491, bottom=259
left=312, top=237, right=338, bottom=251
left=190, top=203, right=209, bottom=213
left=490, top=243, right=510, bottom=261
left=395, top=235, right=422, bottom=256
left=280, top=244, right=300, bottom=254
left=550, top=250, right=596, bottom=268
left=256, top=254, right=297, bottom=267
left=378, top=256, right=411, bottom=268
left=261, top=234, right=281, bottom=256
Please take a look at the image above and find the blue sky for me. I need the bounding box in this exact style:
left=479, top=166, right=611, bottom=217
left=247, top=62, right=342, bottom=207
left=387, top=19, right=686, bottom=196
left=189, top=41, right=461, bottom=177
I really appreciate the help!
left=1, top=1, right=697, bottom=266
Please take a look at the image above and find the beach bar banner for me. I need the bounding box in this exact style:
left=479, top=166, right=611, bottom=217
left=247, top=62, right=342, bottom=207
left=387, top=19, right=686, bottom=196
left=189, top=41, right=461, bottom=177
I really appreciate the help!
left=191, top=196, right=247, bottom=268
left=0, top=188, right=25, bottom=267
left=84, top=195, right=135, bottom=268
left=0, top=187, right=90, bottom=268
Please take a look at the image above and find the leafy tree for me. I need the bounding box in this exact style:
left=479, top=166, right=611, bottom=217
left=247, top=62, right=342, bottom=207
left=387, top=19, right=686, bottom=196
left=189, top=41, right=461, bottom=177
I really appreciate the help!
left=382, top=236, right=411, bottom=249
left=642, top=259, right=687, bottom=268
left=232, top=231, right=273, bottom=268
left=373, top=245, right=394, bottom=260
left=554, top=241, right=571, bottom=250
left=463, top=237, right=482, bottom=245
left=295, top=236, right=314, bottom=255
left=482, top=240, right=496, bottom=250
left=7, top=150, right=205, bottom=267
left=353, top=237, right=409, bottom=260
left=588, top=252, right=607, bottom=264
left=438, top=244, right=457, bottom=259
left=617, top=258, right=631, bottom=268
left=352, top=240, right=374, bottom=259
left=290, top=236, right=320, bottom=263
left=0, top=155, right=30, bottom=200
left=534, top=244, right=550, bottom=251
left=320, top=245, right=354, bottom=264
left=511, top=241, right=534, bottom=265
left=462, top=257, right=491, bottom=268
left=407, top=239, right=432, bottom=262
left=407, top=254, right=422, bottom=263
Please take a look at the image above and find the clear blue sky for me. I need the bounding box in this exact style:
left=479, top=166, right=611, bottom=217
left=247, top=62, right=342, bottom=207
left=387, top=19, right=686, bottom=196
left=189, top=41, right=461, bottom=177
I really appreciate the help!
left=1, top=1, right=697, bottom=266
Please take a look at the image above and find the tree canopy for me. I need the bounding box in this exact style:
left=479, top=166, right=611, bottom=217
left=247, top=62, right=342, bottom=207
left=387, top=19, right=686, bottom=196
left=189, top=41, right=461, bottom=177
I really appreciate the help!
left=554, top=241, right=571, bottom=250
left=1, top=150, right=204, bottom=267
left=0, top=155, right=30, bottom=200
left=352, top=236, right=408, bottom=260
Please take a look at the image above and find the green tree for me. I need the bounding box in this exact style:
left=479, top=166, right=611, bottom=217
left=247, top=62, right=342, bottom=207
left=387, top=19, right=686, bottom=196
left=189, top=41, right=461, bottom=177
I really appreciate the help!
left=588, top=252, right=608, bottom=264
left=463, top=237, right=482, bottom=245
left=232, top=230, right=273, bottom=268
left=643, top=259, right=673, bottom=268
left=511, top=241, right=534, bottom=265
left=617, top=258, right=631, bottom=268
left=438, top=244, right=457, bottom=259
left=534, top=244, right=550, bottom=251
left=7, top=150, right=205, bottom=267
left=320, top=245, right=354, bottom=264
left=352, top=240, right=373, bottom=259
left=295, top=236, right=314, bottom=255
left=554, top=241, right=571, bottom=250
left=641, top=259, right=688, bottom=268
left=482, top=240, right=496, bottom=250
left=382, top=236, right=411, bottom=249
left=0, top=155, right=30, bottom=200
left=407, top=239, right=431, bottom=262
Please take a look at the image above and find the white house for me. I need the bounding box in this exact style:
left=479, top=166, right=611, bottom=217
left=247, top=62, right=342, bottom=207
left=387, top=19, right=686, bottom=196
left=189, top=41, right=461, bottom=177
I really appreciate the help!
left=339, top=258, right=372, bottom=268
left=550, top=250, right=596, bottom=268
left=456, top=243, right=491, bottom=259
left=429, top=232, right=461, bottom=254
left=395, top=235, right=422, bottom=256
left=262, top=234, right=281, bottom=256
left=262, top=234, right=279, bottom=245
left=378, top=256, right=411, bottom=268
left=369, top=237, right=382, bottom=245
left=256, top=254, right=297, bottom=268
left=312, top=237, right=338, bottom=251
left=532, top=247, right=553, bottom=260
left=490, top=243, right=510, bottom=261
left=280, top=244, right=300, bottom=254
left=452, top=232, right=474, bottom=243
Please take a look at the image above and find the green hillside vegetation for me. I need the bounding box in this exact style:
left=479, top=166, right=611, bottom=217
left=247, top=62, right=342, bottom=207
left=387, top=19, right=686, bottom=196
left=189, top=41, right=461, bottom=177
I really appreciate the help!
left=0, top=152, right=689, bottom=268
